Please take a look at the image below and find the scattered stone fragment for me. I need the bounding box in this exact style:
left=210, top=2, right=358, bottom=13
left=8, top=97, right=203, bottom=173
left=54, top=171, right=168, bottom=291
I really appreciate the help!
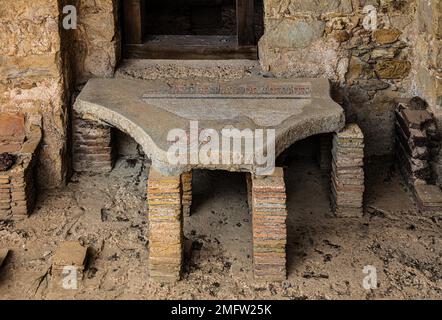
left=52, top=241, right=88, bottom=271
left=51, top=242, right=88, bottom=290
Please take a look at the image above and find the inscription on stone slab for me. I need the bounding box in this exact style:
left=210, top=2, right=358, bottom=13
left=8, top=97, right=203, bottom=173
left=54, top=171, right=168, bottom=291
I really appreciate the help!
left=143, top=82, right=312, bottom=98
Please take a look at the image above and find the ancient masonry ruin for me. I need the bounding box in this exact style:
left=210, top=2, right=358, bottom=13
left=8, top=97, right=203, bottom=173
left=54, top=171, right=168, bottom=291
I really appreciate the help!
left=0, top=0, right=441, bottom=282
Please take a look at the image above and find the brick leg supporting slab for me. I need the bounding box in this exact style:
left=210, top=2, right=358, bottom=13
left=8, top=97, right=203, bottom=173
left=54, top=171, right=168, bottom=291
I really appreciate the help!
left=331, top=124, right=365, bottom=217
left=72, top=113, right=114, bottom=173
left=181, top=172, right=193, bottom=217
left=251, top=168, right=287, bottom=281
left=147, top=168, right=183, bottom=282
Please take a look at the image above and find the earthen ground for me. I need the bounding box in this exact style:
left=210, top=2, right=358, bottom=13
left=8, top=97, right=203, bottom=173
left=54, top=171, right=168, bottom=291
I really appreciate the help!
left=0, top=153, right=440, bottom=300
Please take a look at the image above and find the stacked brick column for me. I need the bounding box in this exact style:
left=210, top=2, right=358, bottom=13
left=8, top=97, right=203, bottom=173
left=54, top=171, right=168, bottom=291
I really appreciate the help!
left=331, top=124, right=365, bottom=217
left=395, top=101, right=442, bottom=212
left=72, top=113, right=114, bottom=173
left=251, top=168, right=287, bottom=281
left=181, top=172, right=193, bottom=217
left=147, top=169, right=183, bottom=282
left=395, top=104, right=436, bottom=186
left=0, top=156, right=36, bottom=218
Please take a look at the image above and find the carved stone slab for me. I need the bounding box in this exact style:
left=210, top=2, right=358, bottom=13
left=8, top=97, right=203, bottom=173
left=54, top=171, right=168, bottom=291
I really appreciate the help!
left=74, top=77, right=345, bottom=175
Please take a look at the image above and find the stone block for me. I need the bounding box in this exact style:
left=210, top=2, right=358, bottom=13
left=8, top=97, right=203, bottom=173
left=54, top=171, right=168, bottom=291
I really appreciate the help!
left=375, top=60, right=411, bottom=79
left=373, top=29, right=401, bottom=45
left=0, top=114, right=26, bottom=153
left=52, top=241, right=88, bottom=271
left=51, top=242, right=88, bottom=291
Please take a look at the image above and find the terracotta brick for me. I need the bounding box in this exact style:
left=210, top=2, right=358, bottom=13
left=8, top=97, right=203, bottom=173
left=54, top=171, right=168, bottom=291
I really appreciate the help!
left=0, top=114, right=25, bottom=145
left=72, top=113, right=114, bottom=173
left=147, top=168, right=183, bottom=282
left=251, top=167, right=287, bottom=281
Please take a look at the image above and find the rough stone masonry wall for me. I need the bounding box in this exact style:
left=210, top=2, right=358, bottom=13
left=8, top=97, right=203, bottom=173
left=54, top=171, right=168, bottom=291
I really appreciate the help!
left=0, top=0, right=70, bottom=188
left=259, top=0, right=418, bottom=157
left=72, top=0, right=120, bottom=85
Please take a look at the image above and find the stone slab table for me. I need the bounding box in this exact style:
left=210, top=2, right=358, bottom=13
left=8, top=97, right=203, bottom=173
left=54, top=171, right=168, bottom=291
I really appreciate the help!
left=74, top=77, right=345, bottom=281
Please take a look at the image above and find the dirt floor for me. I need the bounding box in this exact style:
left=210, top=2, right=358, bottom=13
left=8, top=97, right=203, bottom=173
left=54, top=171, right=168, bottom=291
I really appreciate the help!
left=0, top=149, right=441, bottom=300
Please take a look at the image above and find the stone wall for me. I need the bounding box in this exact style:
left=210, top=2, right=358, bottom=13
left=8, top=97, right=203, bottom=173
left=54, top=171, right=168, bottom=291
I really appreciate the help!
left=259, top=0, right=418, bottom=156
left=73, top=0, right=120, bottom=85
left=0, top=0, right=69, bottom=188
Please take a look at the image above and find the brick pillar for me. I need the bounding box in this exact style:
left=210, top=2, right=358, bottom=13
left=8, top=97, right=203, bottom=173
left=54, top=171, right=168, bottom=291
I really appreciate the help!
left=251, top=168, right=287, bottom=281
left=147, top=168, right=183, bottom=282
left=72, top=113, right=114, bottom=173
left=331, top=124, right=365, bottom=217
left=181, top=172, right=193, bottom=217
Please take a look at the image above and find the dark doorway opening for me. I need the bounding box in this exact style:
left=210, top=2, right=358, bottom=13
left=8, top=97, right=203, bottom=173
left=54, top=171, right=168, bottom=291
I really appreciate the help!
left=122, top=0, right=263, bottom=59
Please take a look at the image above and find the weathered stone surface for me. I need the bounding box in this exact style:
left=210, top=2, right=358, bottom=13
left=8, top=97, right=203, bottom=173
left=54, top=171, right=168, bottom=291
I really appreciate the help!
left=261, top=20, right=325, bottom=49
left=116, top=59, right=260, bottom=81
left=375, top=60, right=412, bottom=79
left=51, top=241, right=88, bottom=290
left=373, top=29, right=401, bottom=44
left=52, top=241, right=88, bottom=270
left=74, top=77, right=344, bottom=175
left=0, top=114, right=25, bottom=146
left=414, top=184, right=442, bottom=212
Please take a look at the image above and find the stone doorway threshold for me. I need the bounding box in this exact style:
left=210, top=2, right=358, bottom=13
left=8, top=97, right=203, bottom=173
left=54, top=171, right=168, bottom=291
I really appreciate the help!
left=115, top=59, right=261, bottom=82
